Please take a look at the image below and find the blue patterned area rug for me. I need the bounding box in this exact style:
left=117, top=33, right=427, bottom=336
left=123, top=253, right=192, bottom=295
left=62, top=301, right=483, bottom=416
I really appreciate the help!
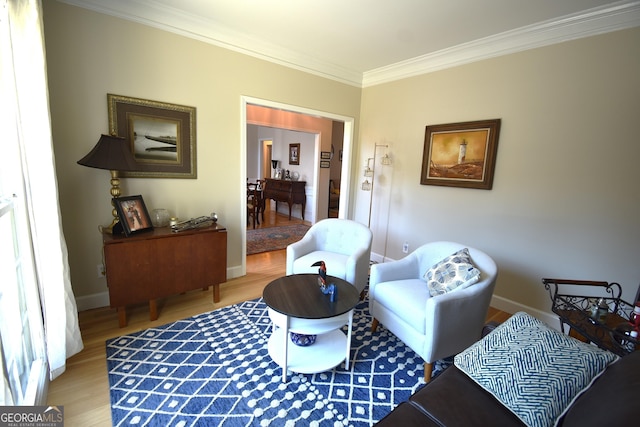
left=106, top=296, right=451, bottom=426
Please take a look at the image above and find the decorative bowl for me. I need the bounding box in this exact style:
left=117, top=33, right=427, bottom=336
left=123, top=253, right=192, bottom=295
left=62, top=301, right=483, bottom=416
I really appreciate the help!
left=290, top=332, right=316, bottom=347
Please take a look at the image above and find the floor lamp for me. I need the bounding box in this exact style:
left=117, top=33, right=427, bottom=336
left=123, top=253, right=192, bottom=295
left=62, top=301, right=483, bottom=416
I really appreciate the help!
left=361, top=144, right=391, bottom=228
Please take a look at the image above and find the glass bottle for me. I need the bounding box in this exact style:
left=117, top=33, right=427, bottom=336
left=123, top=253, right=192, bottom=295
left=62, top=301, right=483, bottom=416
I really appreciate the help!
left=596, top=298, right=608, bottom=323
left=630, top=302, right=640, bottom=328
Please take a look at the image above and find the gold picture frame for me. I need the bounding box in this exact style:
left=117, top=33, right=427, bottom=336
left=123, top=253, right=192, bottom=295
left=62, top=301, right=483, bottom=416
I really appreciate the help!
left=421, top=119, right=501, bottom=190
left=108, top=94, right=197, bottom=178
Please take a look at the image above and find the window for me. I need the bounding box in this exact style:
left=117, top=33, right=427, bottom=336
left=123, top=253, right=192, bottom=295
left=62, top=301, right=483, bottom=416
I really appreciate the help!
left=0, top=196, right=47, bottom=405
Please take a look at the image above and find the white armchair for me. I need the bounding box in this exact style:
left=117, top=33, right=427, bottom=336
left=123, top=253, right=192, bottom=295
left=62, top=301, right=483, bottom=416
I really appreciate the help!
left=369, top=241, right=498, bottom=382
left=286, top=219, right=373, bottom=295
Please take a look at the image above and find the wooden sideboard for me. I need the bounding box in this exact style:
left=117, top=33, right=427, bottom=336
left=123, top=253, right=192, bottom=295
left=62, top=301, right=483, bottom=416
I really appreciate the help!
left=103, top=224, right=227, bottom=327
left=263, top=178, right=306, bottom=220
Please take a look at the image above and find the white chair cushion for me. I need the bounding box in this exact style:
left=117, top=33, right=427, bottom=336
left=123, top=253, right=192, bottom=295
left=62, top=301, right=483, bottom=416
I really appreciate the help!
left=373, top=279, right=430, bottom=334
left=291, top=251, right=349, bottom=281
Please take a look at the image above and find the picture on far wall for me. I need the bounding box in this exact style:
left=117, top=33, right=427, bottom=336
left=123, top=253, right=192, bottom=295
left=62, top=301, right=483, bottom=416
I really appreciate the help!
left=420, top=119, right=501, bottom=190
left=108, top=93, right=197, bottom=178
left=289, top=143, right=300, bottom=165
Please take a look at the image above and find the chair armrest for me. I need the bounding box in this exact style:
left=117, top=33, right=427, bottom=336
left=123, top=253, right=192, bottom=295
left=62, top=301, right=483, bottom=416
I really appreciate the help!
left=370, top=255, right=419, bottom=287
left=286, top=233, right=317, bottom=275
left=346, top=245, right=371, bottom=269
left=344, top=244, right=373, bottom=291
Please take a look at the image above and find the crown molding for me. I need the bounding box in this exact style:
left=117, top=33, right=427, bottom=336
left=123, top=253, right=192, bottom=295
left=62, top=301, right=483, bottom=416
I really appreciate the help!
left=59, top=1, right=640, bottom=88
left=57, top=0, right=364, bottom=86
left=362, top=1, right=640, bottom=87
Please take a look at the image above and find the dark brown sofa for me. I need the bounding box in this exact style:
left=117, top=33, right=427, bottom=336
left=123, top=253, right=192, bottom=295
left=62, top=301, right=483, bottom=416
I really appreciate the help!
left=375, top=334, right=640, bottom=426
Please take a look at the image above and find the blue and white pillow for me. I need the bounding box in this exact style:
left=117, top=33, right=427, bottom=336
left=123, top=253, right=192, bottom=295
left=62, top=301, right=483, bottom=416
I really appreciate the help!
left=423, top=248, right=480, bottom=297
left=454, top=312, right=619, bottom=427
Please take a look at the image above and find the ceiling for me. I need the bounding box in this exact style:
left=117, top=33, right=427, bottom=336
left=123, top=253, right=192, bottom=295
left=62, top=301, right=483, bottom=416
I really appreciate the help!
left=59, top=0, right=640, bottom=87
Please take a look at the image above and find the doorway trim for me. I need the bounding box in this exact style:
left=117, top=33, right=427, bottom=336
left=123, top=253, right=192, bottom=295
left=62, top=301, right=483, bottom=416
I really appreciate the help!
left=240, top=96, right=355, bottom=274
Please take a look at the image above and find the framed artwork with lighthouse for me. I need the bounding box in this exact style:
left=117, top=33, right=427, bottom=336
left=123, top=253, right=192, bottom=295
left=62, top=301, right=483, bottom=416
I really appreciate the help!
left=420, top=119, right=501, bottom=190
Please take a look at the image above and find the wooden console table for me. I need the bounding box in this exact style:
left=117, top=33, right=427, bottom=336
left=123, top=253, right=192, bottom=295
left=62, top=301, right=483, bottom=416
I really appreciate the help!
left=263, top=178, right=306, bottom=220
left=103, top=224, right=227, bottom=327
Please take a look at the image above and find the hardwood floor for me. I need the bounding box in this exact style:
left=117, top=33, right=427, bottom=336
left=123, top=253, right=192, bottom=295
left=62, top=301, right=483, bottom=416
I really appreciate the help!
left=46, top=209, right=510, bottom=425
left=250, top=199, right=310, bottom=229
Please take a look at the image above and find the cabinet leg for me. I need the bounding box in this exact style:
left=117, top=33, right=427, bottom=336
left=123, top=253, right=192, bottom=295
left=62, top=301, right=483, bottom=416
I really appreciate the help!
left=213, top=283, right=220, bottom=303
left=149, top=299, right=158, bottom=321
left=117, top=307, right=127, bottom=328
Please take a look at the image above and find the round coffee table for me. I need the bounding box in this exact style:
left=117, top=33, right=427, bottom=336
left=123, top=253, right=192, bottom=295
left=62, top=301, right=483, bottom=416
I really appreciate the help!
left=263, top=273, right=360, bottom=382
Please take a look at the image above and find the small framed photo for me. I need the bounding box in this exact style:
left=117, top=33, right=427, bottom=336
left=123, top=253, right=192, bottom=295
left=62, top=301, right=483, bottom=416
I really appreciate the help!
left=113, top=195, right=153, bottom=236
left=320, top=160, right=330, bottom=168
left=289, top=143, right=300, bottom=165
left=320, top=151, right=331, bottom=160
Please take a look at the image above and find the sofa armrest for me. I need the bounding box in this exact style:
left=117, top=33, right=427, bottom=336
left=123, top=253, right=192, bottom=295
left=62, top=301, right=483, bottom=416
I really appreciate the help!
left=560, top=350, right=640, bottom=426
left=375, top=365, right=525, bottom=426
left=374, top=402, right=441, bottom=427
left=410, top=366, right=525, bottom=426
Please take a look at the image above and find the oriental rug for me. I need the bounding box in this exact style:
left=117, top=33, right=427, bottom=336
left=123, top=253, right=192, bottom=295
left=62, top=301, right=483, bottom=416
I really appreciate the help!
left=106, top=296, right=451, bottom=426
left=246, top=224, right=310, bottom=255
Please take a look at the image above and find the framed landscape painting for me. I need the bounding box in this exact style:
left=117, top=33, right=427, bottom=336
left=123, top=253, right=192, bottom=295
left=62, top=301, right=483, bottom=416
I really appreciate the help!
left=108, top=94, right=197, bottom=178
left=420, top=119, right=501, bottom=190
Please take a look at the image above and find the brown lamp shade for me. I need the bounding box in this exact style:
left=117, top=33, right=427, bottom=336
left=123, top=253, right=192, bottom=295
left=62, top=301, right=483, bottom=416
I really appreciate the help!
left=77, top=134, right=138, bottom=171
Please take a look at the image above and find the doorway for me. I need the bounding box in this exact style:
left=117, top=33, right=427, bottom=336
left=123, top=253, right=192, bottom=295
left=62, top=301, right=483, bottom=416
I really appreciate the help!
left=241, top=96, right=355, bottom=274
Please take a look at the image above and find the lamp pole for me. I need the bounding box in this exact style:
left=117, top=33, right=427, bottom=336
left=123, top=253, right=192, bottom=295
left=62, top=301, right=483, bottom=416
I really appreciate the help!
left=367, top=144, right=389, bottom=228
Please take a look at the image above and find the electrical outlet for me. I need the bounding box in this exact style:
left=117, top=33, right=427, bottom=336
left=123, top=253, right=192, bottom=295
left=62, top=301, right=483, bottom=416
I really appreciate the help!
left=402, top=242, right=409, bottom=253
left=97, top=264, right=105, bottom=278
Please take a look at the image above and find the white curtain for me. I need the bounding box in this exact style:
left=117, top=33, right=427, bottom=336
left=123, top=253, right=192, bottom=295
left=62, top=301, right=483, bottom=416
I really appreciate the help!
left=3, top=0, right=83, bottom=379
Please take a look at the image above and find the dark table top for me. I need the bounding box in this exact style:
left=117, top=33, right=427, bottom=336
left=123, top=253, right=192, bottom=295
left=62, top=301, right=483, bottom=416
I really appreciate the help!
left=263, top=274, right=359, bottom=319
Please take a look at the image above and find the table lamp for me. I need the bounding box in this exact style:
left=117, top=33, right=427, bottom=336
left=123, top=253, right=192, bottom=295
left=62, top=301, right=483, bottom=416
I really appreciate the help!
left=77, top=134, right=138, bottom=234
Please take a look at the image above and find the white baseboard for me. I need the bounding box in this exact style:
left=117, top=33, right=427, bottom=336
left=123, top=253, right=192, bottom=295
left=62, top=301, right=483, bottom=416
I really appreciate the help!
left=489, top=295, right=561, bottom=331
left=75, top=291, right=110, bottom=312
left=75, top=266, right=245, bottom=311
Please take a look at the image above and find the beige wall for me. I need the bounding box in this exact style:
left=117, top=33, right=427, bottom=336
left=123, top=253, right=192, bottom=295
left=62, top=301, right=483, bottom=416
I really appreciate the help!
left=42, top=1, right=361, bottom=307
left=357, top=27, right=640, bottom=315
left=44, top=0, right=640, bottom=318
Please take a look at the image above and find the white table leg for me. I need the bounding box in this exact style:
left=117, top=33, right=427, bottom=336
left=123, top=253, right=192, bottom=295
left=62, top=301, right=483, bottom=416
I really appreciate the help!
left=344, top=309, right=353, bottom=370
left=282, top=315, right=290, bottom=382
